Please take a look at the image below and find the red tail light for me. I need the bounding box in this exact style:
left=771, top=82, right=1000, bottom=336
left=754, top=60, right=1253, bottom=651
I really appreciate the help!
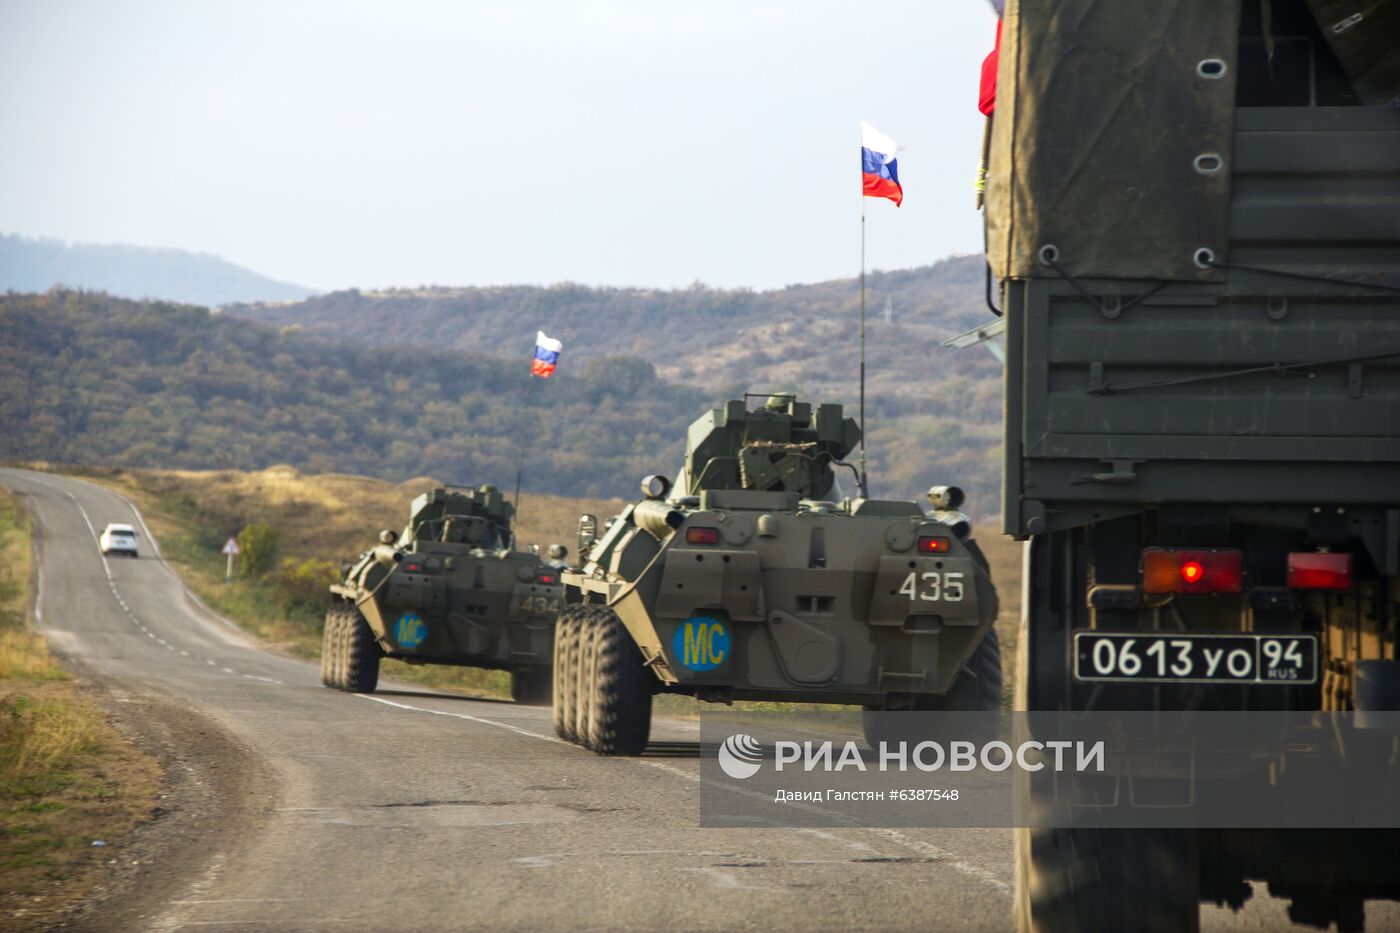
left=685, top=527, right=720, bottom=545
left=917, top=536, right=951, bottom=554
left=1287, top=552, right=1352, bottom=590
left=536, top=572, right=558, bottom=585
left=1142, top=548, right=1243, bottom=594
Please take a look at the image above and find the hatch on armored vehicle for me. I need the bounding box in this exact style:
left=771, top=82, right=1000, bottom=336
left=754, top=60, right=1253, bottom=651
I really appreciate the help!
left=323, top=484, right=564, bottom=704
left=551, top=395, right=1001, bottom=755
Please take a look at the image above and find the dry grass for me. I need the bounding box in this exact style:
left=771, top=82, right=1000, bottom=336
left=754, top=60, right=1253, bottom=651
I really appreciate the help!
left=99, top=464, right=623, bottom=566
left=0, top=490, right=161, bottom=930
left=72, top=464, right=1028, bottom=706
left=74, top=465, right=622, bottom=699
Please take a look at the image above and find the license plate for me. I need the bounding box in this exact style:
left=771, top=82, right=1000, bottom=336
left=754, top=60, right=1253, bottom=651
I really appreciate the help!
left=1073, top=632, right=1318, bottom=685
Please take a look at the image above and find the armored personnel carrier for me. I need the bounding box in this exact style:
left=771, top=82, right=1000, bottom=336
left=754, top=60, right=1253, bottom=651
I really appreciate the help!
left=323, top=484, right=563, bottom=704
left=552, top=395, right=1001, bottom=755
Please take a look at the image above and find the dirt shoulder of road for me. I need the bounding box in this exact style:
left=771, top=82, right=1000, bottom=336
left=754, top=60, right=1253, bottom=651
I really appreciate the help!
left=0, top=488, right=163, bottom=931
left=1, top=477, right=280, bottom=933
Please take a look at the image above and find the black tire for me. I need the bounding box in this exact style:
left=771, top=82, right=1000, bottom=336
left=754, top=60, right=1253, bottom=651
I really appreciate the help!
left=583, top=607, right=652, bottom=757
left=320, top=605, right=339, bottom=687
left=940, top=625, right=1003, bottom=711
left=552, top=607, right=581, bottom=739
left=574, top=611, right=600, bottom=749
left=511, top=666, right=552, bottom=705
left=862, top=627, right=1003, bottom=750
left=1012, top=604, right=1200, bottom=931
left=340, top=605, right=381, bottom=693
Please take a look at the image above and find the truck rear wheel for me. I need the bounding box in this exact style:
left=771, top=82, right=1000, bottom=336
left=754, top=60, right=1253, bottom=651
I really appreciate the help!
left=553, top=607, right=583, bottom=739
left=510, top=666, right=552, bottom=705
left=1012, top=572, right=1200, bottom=932
left=582, top=607, right=652, bottom=757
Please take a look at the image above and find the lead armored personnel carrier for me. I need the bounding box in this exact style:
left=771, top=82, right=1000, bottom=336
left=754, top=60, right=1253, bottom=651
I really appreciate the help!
left=552, top=395, right=1001, bottom=755
left=323, top=484, right=563, bottom=704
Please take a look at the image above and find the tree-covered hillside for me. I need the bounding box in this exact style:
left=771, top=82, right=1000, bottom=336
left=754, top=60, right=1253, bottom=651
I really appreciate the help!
left=0, top=233, right=313, bottom=306
left=228, top=254, right=1007, bottom=512
left=4, top=258, right=1006, bottom=512
left=0, top=291, right=710, bottom=499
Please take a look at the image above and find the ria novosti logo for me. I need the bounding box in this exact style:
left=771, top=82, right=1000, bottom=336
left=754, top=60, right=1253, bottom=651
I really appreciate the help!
left=715, top=733, right=1106, bottom=779
left=717, top=733, right=764, bottom=779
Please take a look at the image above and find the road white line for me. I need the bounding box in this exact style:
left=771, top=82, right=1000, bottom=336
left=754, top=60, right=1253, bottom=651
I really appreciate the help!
left=32, top=542, right=44, bottom=625
left=358, top=694, right=567, bottom=743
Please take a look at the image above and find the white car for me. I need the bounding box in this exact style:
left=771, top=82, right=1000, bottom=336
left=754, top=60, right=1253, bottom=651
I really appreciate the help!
left=99, top=523, right=140, bottom=557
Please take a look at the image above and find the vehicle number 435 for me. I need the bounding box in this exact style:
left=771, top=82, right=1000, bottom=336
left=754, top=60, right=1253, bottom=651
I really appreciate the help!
left=898, top=571, right=965, bottom=603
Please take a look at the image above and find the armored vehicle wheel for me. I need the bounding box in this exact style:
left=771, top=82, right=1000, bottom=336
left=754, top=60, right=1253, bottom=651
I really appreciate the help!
left=322, top=605, right=350, bottom=689
left=343, top=606, right=381, bottom=693
left=510, top=667, right=552, bottom=705
left=582, top=607, right=652, bottom=757
left=574, top=610, right=602, bottom=749
left=325, top=603, right=380, bottom=693
left=320, top=605, right=339, bottom=687
left=1011, top=612, right=1199, bottom=932
left=861, top=627, right=1003, bottom=750
left=553, top=606, right=584, bottom=740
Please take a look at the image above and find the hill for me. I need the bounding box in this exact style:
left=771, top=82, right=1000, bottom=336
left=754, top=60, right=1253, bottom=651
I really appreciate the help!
left=226, top=254, right=1007, bottom=512
left=0, top=233, right=314, bottom=306
left=0, top=291, right=708, bottom=500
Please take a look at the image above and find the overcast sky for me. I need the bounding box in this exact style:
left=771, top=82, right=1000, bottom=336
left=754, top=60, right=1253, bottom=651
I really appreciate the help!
left=0, top=1, right=996, bottom=291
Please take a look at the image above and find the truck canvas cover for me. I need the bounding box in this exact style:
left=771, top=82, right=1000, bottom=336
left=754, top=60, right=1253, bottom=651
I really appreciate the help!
left=985, top=1, right=1242, bottom=282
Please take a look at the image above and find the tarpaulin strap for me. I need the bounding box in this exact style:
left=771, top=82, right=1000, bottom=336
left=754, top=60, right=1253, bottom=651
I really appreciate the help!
left=1205, top=258, right=1400, bottom=294
left=1045, top=254, right=1168, bottom=315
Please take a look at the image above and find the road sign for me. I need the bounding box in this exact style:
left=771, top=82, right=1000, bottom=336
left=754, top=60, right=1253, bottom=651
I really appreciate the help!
left=223, top=537, right=241, bottom=582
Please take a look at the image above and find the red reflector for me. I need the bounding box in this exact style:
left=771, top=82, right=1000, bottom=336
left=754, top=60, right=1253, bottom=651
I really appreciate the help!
left=537, top=573, right=558, bottom=585
left=917, top=536, right=951, bottom=554
left=685, top=527, right=720, bottom=545
left=405, top=563, right=421, bottom=573
left=1287, top=552, right=1352, bottom=590
left=1142, top=548, right=1243, bottom=594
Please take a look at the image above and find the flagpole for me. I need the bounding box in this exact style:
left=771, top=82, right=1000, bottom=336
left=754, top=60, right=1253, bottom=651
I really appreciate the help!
left=511, top=374, right=539, bottom=534
left=858, top=173, right=869, bottom=499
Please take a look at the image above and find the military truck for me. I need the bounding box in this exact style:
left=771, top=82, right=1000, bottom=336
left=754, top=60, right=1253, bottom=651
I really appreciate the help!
left=983, top=2, right=1400, bottom=929
left=323, top=485, right=563, bottom=704
left=551, top=395, right=1000, bottom=755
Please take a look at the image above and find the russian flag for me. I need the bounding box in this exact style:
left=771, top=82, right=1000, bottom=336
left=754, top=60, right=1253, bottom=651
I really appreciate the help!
left=531, top=331, right=563, bottom=378
left=860, top=121, right=902, bottom=207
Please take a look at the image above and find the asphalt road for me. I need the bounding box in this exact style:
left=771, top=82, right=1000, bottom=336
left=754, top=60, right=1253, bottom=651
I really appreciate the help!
left=7, top=468, right=1395, bottom=932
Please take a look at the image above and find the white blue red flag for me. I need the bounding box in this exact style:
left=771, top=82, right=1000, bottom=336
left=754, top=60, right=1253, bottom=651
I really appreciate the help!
left=860, top=121, right=902, bottom=207
left=532, top=331, right=563, bottom=378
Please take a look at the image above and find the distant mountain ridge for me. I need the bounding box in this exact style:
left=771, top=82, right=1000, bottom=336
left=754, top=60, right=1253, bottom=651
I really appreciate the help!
left=0, top=233, right=314, bottom=306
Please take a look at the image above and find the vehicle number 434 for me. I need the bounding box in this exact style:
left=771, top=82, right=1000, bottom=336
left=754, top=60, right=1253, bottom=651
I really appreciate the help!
left=898, top=571, right=965, bottom=603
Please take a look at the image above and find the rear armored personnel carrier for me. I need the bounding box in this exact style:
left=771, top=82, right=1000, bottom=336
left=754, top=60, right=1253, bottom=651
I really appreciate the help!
left=552, top=395, right=1001, bottom=755
left=323, top=484, right=563, bottom=704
